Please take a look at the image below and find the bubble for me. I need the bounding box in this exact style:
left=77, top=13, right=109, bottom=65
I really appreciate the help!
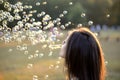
left=59, top=14, right=64, bottom=17
left=34, top=53, right=39, bottom=58
left=45, top=75, right=49, bottom=79
left=8, top=48, right=13, bottom=52
left=88, top=21, right=93, bottom=25
left=41, top=11, right=46, bottom=16
left=28, top=55, right=34, bottom=59
left=33, top=75, right=38, bottom=80
left=42, top=1, right=47, bottom=5
left=48, top=51, right=53, bottom=56
left=55, top=65, right=59, bottom=69
left=27, top=63, right=33, bottom=69
left=69, top=2, right=73, bottom=5
left=0, top=25, right=3, bottom=30
left=35, top=50, right=39, bottom=53
left=0, top=0, right=3, bottom=4
left=94, top=33, right=98, bottom=36
left=63, top=10, right=68, bottom=15
left=42, top=44, right=47, bottom=48
left=30, top=18, right=35, bottom=22
left=58, top=57, right=62, bottom=60
left=4, top=2, right=10, bottom=9
left=106, top=14, right=110, bottom=18
left=39, top=53, right=44, bottom=58
left=81, top=13, right=86, bottom=17
left=65, top=23, right=69, bottom=27
left=36, top=2, right=40, bottom=6
left=77, top=23, right=82, bottom=27
left=56, top=18, right=61, bottom=22
left=37, top=13, right=42, bottom=17
left=56, top=61, right=60, bottom=64
left=49, top=64, right=54, bottom=69
left=105, top=61, right=108, bottom=65
left=55, top=6, right=58, bottom=9
left=24, top=51, right=28, bottom=55
left=16, top=45, right=21, bottom=50
left=60, top=25, right=65, bottom=29
left=68, top=21, right=72, bottom=25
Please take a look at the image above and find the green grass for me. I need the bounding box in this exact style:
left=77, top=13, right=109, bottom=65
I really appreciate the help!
left=0, top=29, right=120, bottom=80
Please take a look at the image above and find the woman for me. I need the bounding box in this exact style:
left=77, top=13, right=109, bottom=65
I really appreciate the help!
left=60, top=27, right=106, bottom=80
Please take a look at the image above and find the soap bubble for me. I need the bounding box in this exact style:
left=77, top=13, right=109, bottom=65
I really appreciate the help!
left=77, top=23, right=82, bottom=27
left=106, top=14, right=110, bottom=18
left=27, top=63, right=33, bottom=69
left=42, top=1, right=47, bottom=5
left=45, top=75, right=49, bottom=79
left=63, top=10, right=68, bottom=15
left=36, top=2, right=40, bottom=6
left=59, top=14, right=64, bottom=17
left=24, top=51, right=29, bottom=55
left=81, top=13, right=86, bottom=17
left=33, top=75, right=38, bottom=80
left=88, top=21, right=93, bottom=25
left=55, top=65, right=59, bottom=69
left=28, top=55, right=34, bottom=59
left=0, top=0, right=3, bottom=4
left=49, top=64, right=54, bottom=69
left=39, top=53, right=44, bottom=58
left=60, top=25, right=65, bottom=29
left=69, top=2, right=73, bottom=5
left=8, top=48, right=13, bottom=52
left=48, top=51, right=53, bottom=56
left=34, top=53, right=39, bottom=58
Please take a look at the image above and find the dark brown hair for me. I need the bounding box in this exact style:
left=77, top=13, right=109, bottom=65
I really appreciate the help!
left=65, top=27, right=106, bottom=80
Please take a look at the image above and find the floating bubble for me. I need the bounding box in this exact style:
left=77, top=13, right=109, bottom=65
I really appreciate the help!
left=27, top=63, right=33, bottom=69
left=58, top=57, right=62, bottom=60
left=39, top=53, right=44, bottom=58
left=42, top=1, right=47, bottom=5
left=16, top=45, right=21, bottom=50
left=0, top=0, right=3, bottom=4
left=34, top=53, right=39, bottom=58
left=45, top=75, right=49, bottom=79
left=88, top=21, right=93, bottom=25
left=49, top=64, right=54, bottom=69
left=77, top=23, right=82, bottom=27
left=35, top=50, right=39, bottom=53
left=33, top=75, right=38, bottom=80
left=69, top=2, right=73, bottom=5
left=28, top=55, right=34, bottom=59
left=105, top=61, right=108, bottom=65
left=56, top=61, right=60, bottom=64
left=4, top=2, right=10, bottom=9
left=36, top=2, right=40, bottom=6
left=65, top=23, right=69, bottom=27
left=81, top=13, right=86, bottom=17
left=60, top=25, right=65, bottom=29
left=42, top=44, right=47, bottom=48
left=106, top=14, right=110, bottom=18
left=55, top=6, right=58, bottom=9
left=55, top=65, right=59, bottom=69
left=63, top=10, right=68, bottom=15
left=8, top=48, right=13, bottom=52
left=41, top=11, right=46, bottom=16
left=59, top=14, right=64, bottom=18
left=24, top=51, right=28, bottom=55
left=48, top=51, right=53, bottom=56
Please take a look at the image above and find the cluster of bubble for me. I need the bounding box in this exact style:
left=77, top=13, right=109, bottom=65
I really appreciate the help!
left=0, top=0, right=70, bottom=79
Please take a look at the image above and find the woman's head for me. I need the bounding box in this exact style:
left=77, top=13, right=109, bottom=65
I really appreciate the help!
left=60, top=27, right=106, bottom=80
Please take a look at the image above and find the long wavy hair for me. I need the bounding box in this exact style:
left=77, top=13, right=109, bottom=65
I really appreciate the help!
left=65, top=27, right=106, bottom=80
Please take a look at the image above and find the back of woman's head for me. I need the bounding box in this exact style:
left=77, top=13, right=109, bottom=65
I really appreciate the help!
left=65, top=27, right=106, bottom=80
